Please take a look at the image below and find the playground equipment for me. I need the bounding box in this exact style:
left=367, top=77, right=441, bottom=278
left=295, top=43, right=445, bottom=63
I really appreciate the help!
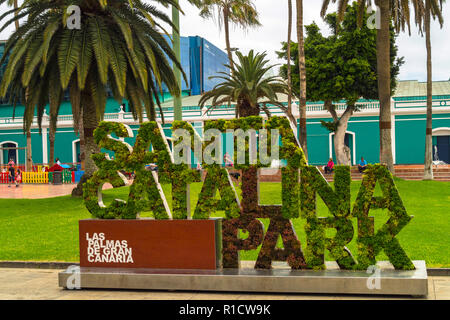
left=0, top=169, right=83, bottom=184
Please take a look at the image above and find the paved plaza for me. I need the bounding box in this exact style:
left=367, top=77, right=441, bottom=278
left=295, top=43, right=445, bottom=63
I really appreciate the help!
left=0, top=268, right=448, bottom=300
left=0, top=183, right=114, bottom=199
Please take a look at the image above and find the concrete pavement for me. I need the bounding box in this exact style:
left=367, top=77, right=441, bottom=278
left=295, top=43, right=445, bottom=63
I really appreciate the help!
left=0, top=268, right=448, bottom=300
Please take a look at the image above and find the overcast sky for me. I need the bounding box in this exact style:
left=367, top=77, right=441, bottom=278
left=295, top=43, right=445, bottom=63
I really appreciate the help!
left=1, top=0, right=449, bottom=82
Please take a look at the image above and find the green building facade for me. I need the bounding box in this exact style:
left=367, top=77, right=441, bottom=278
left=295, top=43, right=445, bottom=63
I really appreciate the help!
left=0, top=81, right=449, bottom=168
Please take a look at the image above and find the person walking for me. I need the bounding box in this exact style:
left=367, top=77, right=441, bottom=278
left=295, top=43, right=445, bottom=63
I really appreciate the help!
left=15, top=168, right=22, bottom=186
left=8, top=162, right=18, bottom=188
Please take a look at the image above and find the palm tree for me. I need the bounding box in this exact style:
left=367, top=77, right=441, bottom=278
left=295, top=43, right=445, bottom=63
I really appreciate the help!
left=199, top=50, right=289, bottom=117
left=320, top=0, right=415, bottom=173
left=196, top=0, right=261, bottom=71
left=411, top=0, right=445, bottom=180
left=296, top=0, right=308, bottom=159
left=0, top=0, right=186, bottom=195
left=199, top=50, right=289, bottom=215
left=4, top=0, right=33, bottom=171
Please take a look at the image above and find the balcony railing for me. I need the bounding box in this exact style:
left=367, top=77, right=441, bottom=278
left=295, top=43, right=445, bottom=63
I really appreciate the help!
left=3, top=98, right=450, bottom=128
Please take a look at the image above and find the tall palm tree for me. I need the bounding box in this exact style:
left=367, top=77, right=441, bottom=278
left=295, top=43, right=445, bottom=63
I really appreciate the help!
left=199, top=50, right=289, bottom=216
left=321, top=0, right=415, bottom=173
left=296, top=0, right=308, bottom=159
left=411, top=0, right=445, bottom=180
left=0, top=0, right=186, bottom=194
left=199, top=50, right=289, bottom=117
left=196, top=0, right=261, bottom=71
left=4, top=0, right=33, bottom=171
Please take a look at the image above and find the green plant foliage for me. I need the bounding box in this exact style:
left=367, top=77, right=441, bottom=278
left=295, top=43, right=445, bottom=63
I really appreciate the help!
left=205, top=116, right=308, bottom=269
left=83, top=121, right=132, bottom=219
left=352, top=165, right=416, bottom=270
left=170, top=121, right=202, bottom=219
left=82, top=118, right=415, bottom=271
left=266, top=116, right=307, bottom=219
left=300, top=165, right=355, bottom=270
left=255, top=213, right=307, bottom=270
left=222, top=214, right=265, bottom=269
left=193, top=164, right=240, bottom=220
left=83, top=121, right=196, bottom=220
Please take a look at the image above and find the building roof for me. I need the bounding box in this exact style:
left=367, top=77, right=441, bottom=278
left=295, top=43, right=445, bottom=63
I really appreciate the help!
left=160, top=93, right=293, bottom=109
left=394, top=80, right=450, bottom=97
left=160, top=80, right=450, bottom=108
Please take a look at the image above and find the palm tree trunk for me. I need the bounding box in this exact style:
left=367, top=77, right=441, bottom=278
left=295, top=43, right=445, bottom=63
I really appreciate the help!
left=13, top=0, right=19, bottom=30
left=79, top=108, right=86, bottom=171
left=296, top=0, right=308, bottom=159
left=26, top=130, right=32, bottom=171
left=424, top=3, right=433, bottom=180
left=72, top=92, right=99, bottom=197
left=49, top=125, right=55, bottom=168
left=376, top=0, right=394, bottom=173
left=14, top=0, right=33, bottom=171
left=81, top=94, right=100, bottom=178
left=286, top=0, right=298, bottom=132
left=223, top=6, right=235, bottom=71
left=48, top=111, right=58, bottom=167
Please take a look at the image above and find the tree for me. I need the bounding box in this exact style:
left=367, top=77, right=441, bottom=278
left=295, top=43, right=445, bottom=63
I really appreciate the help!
left=296, top=0, right=308, bottom=159
left=196, top=0, right=260, bottom=71
left=4, top=0, right=33, bottom=171
left=285, top=0, right=298, bottom=133
left=199, top=50, right=289, bottom=220
left=278, top=4, right=403, bottom=165
left=411, top=0, right=445, bottom=179
left=321, top=0, right=416, bottom=173
left=199, top=50, right=289, bottom=117
left=0, top=0, right=186, bottom=195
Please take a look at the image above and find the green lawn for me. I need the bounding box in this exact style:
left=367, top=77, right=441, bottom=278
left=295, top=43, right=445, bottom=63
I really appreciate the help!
left=0, top=180, right=448, bottom=267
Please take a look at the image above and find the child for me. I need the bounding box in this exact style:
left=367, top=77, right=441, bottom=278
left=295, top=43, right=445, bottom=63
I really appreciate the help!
left=15, top=169, right=22, bottom=186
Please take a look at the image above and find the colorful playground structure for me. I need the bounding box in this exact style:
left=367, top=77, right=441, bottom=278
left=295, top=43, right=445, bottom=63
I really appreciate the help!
left=0, top=165, right=84, bottom=184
